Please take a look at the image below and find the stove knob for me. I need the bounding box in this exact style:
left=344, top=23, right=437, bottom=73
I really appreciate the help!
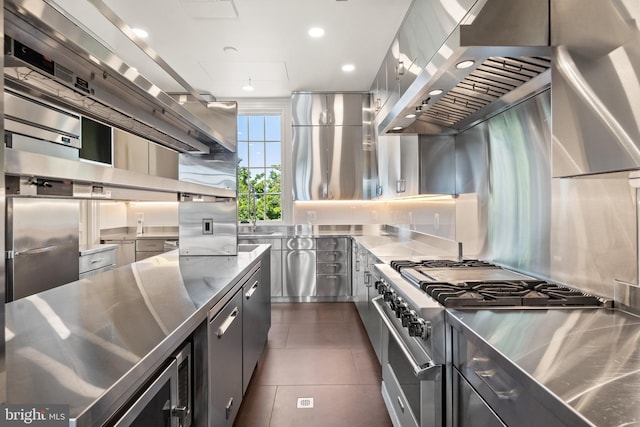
left=394, top=300, right=408, bottom=318
left=402, top=309, right=417, bottom=327
left=374, top=280, right=383, bottom=291
left=383, top=289, right=395, bottom=302
left=409, top=318, right=431, bottom=340
left=377, top=282, right=387, bottom=295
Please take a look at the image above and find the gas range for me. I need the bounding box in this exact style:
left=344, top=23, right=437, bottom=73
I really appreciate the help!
left=372, top=259, right=611, bottom=360
left=396, top=258, right=609, bottom=309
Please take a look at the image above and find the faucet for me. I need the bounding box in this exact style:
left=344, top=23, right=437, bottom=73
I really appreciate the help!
left=248, top=184, right=257, bottom=232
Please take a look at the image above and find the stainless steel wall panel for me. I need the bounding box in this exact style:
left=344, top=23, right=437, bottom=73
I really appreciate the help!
left=179, top=200, right=237, bottom=256
left=456, top=89, right=637, bottom=298
left=149, top=142, right=178, bottom=180
left=113, top=128, right=149, bottom=175
left=549, top=176, right=636, bottom=298
left=482, top=91, right=552, bottom=276
left=179, top=152, right=237, bottom=192
left=419, top=135, right=456, bottom=194
left=552, top=0, right=640, bottom=176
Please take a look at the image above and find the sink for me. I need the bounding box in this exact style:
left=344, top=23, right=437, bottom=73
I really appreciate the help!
left=237, top=244, right=260, bottom=252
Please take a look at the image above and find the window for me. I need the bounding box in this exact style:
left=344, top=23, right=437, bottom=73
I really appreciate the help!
left=237, top=114, right=282, bottom=222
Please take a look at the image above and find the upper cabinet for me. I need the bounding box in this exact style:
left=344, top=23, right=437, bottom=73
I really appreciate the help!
left=292, top=93, right=364, bottom=126
left=372, top=0, right=478, bottom=122
left=292, top=93, right=373, bottom=200
left=552, top=0, right=640, bottom=177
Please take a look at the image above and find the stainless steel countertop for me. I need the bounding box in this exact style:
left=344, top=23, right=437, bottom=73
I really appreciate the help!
left=78, top=243, right=118, bottom=256
left=353, top=234, right=456, bottom=262
left=447, top=308, right=640, bottom=426
left=100, top=232, right=179, bottom=241
left=6, top=245, right=270, bottom=427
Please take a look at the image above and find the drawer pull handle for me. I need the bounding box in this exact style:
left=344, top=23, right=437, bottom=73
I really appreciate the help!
left=225, top=397, right=234, bottom=419
left=216, top=307, right=239, bottom=338
left=245, top=281, right=259, bottom=299
left=90, top=258, right=104, bottom=264
left=396, top=396, right=405, bottom=412
left=475, top=369, right=518, bottom=400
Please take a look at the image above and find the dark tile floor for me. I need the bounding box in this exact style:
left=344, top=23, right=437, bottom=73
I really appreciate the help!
left=234, top=302, right=393, bottom=427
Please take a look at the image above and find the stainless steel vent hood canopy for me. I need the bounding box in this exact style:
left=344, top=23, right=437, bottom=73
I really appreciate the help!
left=4, top=0, right=235, bottom=154
left=380, top=0, right=551, bottom=136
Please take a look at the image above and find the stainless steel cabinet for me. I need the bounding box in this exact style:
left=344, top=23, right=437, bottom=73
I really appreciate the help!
left=292, top=125, right=363, bottom=200
left=79, top=247, right=116, bottom=279
left=208, top=291, right=243, bottom=427
left=292, top=93, right=364, bottom=126
left=102, top=240, right=136, bottom=267
left=316, top=238, right=350, bottom=297
left=352, top=240, right=382, bottom=363
left=453, top=369, right=505, bottom=427
left=242, top=266, right=269, bottom=393
left=292, top=92, right=366, bottom=200
left=238, top=237, right=283, bottom=296
left=283, top=237, right=316, bottom=297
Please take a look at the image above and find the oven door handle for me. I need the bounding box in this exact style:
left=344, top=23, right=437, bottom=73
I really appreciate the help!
left=372, top=296, right=440, bottom=381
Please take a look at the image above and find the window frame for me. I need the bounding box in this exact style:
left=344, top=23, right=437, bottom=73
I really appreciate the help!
left=235, top=99, right=291, bottom=225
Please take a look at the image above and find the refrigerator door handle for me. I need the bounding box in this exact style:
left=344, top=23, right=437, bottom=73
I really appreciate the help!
left=15, top=245, right=58, bottom=256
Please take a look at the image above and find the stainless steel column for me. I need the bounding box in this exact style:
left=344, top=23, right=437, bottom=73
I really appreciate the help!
left=1, top=0, right=7, bottom=403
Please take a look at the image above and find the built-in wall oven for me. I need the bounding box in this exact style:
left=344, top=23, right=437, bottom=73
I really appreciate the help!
left=113, top=342, right=192, bottom=427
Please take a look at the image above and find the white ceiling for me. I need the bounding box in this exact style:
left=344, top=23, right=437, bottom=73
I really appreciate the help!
left=48, top=0, right=413, bottom=99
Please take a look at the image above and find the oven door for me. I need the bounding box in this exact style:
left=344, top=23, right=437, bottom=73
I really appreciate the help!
left=373, top=296, right=443, bottom=427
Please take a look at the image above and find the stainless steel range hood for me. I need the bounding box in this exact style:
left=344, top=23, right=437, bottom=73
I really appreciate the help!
left=380, top=0, right=551, bottom=136
left=3, top=0, right=235, bottom=154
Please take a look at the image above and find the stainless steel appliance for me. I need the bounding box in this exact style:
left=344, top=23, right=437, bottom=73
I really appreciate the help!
left=6, top=197, right=79, bottom=301
left=374, top=259, right=610, bottom=427
left=372, top=266, right=447, bottom=427
left=113, top=341, right=191, bottom=427
left=3, top=88, right=82, bottom=160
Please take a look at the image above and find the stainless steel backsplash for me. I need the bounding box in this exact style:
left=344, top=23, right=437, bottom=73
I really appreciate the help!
left=456, top=90, right=637, bottom=298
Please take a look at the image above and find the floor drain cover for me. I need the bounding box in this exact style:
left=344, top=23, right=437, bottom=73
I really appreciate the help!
left=297, top=397, right=314, bottom=409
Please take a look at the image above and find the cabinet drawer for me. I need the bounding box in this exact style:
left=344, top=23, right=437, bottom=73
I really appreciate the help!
left=317, top=262, right=348, bottom=275
left=79, top=250, right=116, bottom=273
left=316, top=274, right=350, bottom=296
left=316, top=238, right=348, bottom=251
left=453, top=330, right=568, bottom=427
left=317, top=250, right=348, bottom=263
left=136, top=239, right=165, bottom=252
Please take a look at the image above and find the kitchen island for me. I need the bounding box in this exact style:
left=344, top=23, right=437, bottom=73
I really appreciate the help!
left=5, top=244, right=270, bottom=427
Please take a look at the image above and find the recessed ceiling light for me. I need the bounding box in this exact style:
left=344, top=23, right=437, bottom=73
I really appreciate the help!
left=223, top=46, right=238, bottom=54
left=428, top=89, right=443, bottom=96
left=131, top=28, right=148, bottom=39
left=456, top=60, right=475, bottom=69
left=405, top=114, right=416, bottom=119
left=392, top=126, right=403, bottom=131
left=308, top=27, right=325, bottom=38
left=342, top=64, right=355, bottom=72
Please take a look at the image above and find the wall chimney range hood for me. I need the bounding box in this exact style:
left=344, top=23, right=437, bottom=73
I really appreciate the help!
left=3, top=0, right=235, bottom=154
left=380, top=0, right=551, bottom=136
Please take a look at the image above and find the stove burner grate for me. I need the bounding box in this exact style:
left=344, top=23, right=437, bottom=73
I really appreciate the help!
left=418, top=280, right=603, bottom=308
left=390, top=259, right=498, bottom=272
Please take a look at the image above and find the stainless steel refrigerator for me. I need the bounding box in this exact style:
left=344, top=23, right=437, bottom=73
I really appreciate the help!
left=7, top=198, right=79, bottom=301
